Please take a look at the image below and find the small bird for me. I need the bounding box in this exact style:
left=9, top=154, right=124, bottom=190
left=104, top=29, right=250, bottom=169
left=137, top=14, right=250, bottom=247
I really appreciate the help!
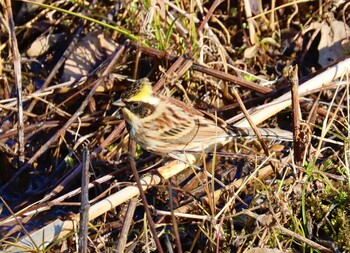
left=114, top=78, right=292, bottom=156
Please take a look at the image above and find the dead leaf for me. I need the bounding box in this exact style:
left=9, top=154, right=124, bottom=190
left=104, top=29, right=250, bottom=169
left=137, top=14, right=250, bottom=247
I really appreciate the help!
left=309, top=18, right=350, bottom=67
left=244, top=44, right=259, bottom=59
left=61, top=31, right=118, bottom=82
left=26, top=32, right=66, bottom=57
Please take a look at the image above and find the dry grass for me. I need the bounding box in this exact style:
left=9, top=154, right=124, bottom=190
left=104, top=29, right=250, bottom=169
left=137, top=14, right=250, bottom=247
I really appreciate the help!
left=0, top=0, right=350, bottom=252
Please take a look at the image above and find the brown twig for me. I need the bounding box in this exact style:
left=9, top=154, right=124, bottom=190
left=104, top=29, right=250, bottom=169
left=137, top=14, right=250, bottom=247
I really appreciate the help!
left=153, top=53, right=193, bottom=92
left=79, top=147, right=90, bottom=253
left=115, top=198, right=138, bottom=252
left=136, top=44, right=273, bottom=94
left=128, top=154, right=164, bottom=253
left=288, top=65, right=303, bottom=165
left=197, top=0, right=224, bottom=34
left=231, top=87, right=271, bottom=159
left=277, top=224, right=333, bottom=253
left=191, top=64, right=273, bottom=94
left=168, top=183, right=183, bottom=253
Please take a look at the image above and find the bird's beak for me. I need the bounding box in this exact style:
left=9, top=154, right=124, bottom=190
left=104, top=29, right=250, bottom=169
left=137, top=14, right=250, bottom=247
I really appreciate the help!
left=113, top=99, right=126, bottom=107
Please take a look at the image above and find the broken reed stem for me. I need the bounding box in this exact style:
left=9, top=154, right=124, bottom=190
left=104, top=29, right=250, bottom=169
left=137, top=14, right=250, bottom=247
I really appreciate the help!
left=288, top=65, right=303, bottom=165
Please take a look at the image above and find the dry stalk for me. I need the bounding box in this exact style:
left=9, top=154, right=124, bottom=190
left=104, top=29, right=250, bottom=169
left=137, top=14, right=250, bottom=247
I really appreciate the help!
left=288, top=65, right=303, bottom=165
left=6, top=0, right=24, bottom=164
left=115, top=198, right=138, bottom=252
left=78, top=147, right=90, bottom=253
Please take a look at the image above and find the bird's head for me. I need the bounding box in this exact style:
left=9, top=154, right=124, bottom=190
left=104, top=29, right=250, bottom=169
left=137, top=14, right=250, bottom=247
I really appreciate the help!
left=113, top=78, right=160, bottom=121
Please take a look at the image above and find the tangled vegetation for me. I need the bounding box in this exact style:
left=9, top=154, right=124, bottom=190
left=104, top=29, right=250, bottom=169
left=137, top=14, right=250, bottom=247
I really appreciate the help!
left=0, top=0, right=350, bottom=252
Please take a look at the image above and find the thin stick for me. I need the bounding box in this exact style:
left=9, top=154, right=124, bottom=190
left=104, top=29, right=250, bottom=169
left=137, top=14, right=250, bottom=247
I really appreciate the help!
left=288, top=65, right=303, bottom=165
left=79, top=147, right=90, bottom=253
left=197, top=0, right=224, bottom=33
left=115, top=198, right=138, bottom=252
left=6, top=0, right=24, bottom=164
left=169, top=183, right=183, bottom=253
left=128, top=155, right=164, bottom=253
left=231, top=87, right=271, bottom=158
left=0, top=197, right=39, bottom=250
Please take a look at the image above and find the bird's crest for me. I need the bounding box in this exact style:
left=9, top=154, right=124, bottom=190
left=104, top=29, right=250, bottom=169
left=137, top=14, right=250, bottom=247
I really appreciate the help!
left=121, top=78, right=159, bottom=105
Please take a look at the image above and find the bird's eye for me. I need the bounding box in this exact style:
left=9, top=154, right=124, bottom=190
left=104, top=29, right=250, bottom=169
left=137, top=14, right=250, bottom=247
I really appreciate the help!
left=131, top=102, right=141, bottom=108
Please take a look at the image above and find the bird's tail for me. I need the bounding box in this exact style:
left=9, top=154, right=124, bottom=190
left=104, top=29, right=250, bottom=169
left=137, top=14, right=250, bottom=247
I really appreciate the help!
left=229, top=126, right=293, bottom=141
